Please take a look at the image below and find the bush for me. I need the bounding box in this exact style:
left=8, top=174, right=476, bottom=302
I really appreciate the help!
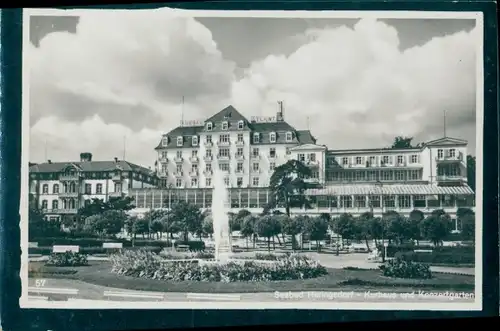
left=174, top=240, right=205, bottom=251
left=379, top=244, right=474, bottom=258
left=379, top=258, right=432, bottom=279
left=110, top=250, right=328, bottom=282
left=46, top=251, right=89, bottom=267
left=159, top=250, right=215, bottom=260
left=396, top=251, right=475, bottom=265
left=29, top=245, right=163, bottom=255
left=31, top=237, right=172, bottom=248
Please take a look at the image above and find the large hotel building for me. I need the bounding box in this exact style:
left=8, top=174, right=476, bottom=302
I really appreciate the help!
left=30, top=105, right=475, bottom=230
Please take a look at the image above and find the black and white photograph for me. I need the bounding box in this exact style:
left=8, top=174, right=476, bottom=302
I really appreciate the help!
left=21, top=8, right=483, bottom=310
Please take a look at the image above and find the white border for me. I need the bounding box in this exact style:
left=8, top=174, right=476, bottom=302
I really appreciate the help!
left=19, top=7, right=484, bottom=311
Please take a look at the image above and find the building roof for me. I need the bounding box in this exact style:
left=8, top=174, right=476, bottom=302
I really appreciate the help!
left=29, top=160, right=155, bottom=176
left=205, top=105, right=248, bottom=124
left=306, top=184, right=474, bottom=196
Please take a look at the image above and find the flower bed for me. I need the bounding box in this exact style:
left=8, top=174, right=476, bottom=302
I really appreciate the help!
left=110, top=250, right=328, bottom=282
left=46, top=251, right=89, bottom=267
left=379, top=257, right=432, bottom=279
left=159, top=250, right=215, bottom=260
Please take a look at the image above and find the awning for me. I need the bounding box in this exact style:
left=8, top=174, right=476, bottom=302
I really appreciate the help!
left=305, top=184, right=474, bottom=196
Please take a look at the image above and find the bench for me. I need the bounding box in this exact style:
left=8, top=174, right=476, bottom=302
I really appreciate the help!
left=176, top=245, right=189, bottom=252
left=52, top=245, right=79, bottom=253
left=414, top=249, right=433, bottom=253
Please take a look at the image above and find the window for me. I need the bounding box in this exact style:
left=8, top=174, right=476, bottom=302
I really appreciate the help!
left=382, top=155, right=390, bottom=164
left=115, top=183, right=122, bottom=192
left=192, top=136, right=198, bottom=146
left=340, top=196, right=352, bottom=208
left=42, top=184, right=49, bottom=194
left=237, top=163, right=243, bottom=172
left=309, top=153, right=316, bottom=162
left=162, top=137, right=168, bottom=146
left=394, top=170, right=405, bottom=181
left=206, top=164, right=212, bottom=172
left=355, top=171, right=365, bottom=181
left=161, top=151, right=168, bottom=159
left=237, top=178, right=243, bottom=187
left=176, top=164, right=182, bottom=173
left=53, top=184, right=59, bottom=194
left=270, top=162, right=276, bottom=171
left=286, top=147, right=291, bottom=155
left=269, top=148, right=276, bottom=158
left=437, top=149, right=444, bottom=159
left=369, top=156, right=376, bottom=165
left=191, top=164, right=198, bottom=173
left=381, top=171, right=393, bottom=181
left=252, top=177, right=259, bottom=186
left=413, top=195, right=426, bottom=208
left=41, top=200, right=48, bottom=209
left=219, top=163, right=229, bottom=172
left=367, top=170, right=378, bottom=181
left=222, top=121, right=229, bottom=130
left=368, top=196, right=381, bottom=208
left=449, top=149, right=456, bottom=157
left=176, top=179, right=182, bottom=188
left=191, top=178, right=198, bottom=187
left=206, top=149, right=212, bottom=157
left=84, top=199, right=91, bottom=207
left=253, top=133, right=260, bottom=143
left=253, top=163, right=259, bottom=171
left=356, top=156, right=362, bottom=165
left=96, top=184, right=103, bottom=194
left=383, top=195, right=396, bottom=208
left=177, top=136, right=183, bottom=147
left=176, top=150, right=182, bottom=159
left=354, top=196, right=366, bottom=208
left=252, top=148, right=259, bottom=157
left=69, top=182, right=76, bottom=193
left=224, top=178, right=230, bottom=186
left=398, top=195, right=411, bottom=208
left=52, top=200, right=59, bottom=210
left=206, top=178, right=212, bottom=187
left=411, top=155, right=418, bottom=163
left=219, top=148, right=230, bottom=157
left=236, top=147, right=243, bottom=156
left=342, top=157, right=349, bottom=165
left=397, top=155, right=404, bottom=164
left=192, top=150, right=198, bottom=157
left=238, top=121, right=244, bottom=130
left=409, top=170, right=420, bottom=180
left=269, top=132, right=276, bottom=143
left=206, top=135, right=212, bottom=143
left=237, top=133, right=244, bottom=142
left=206, top=122, right=213, bottom=131
left=219, top=134, right=230, bottom=143
left=286, top=132, right=293, bottom=142
left=84, top=184, right=91, bottom=194
left=299, top=154, right=305, bottom=162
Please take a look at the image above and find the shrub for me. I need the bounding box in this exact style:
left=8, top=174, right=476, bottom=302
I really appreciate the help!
left=46, top=251, right=89, bottom=267
left=379, top=258, right=432, bottom=279
left=29, top=245, right=162, bottom=255
left=174, top=240, right=205, bottom=251
left=254, top=253, right=280, bottom=261
left=159, top=250, right=215, bottom=260
left=396, top=251, right=475, bottom=265
left=110, top=250, right=328, bottom=282
left=379, top=244, right=474, bottom=258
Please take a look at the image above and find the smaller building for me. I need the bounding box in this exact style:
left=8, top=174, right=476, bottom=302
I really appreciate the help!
left=29, top=152, right=157, bottom=222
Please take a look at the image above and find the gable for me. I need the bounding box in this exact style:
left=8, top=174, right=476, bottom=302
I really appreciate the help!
left=205, top=105, right=249, bottom=124
left=424, top=137, right=468, bottom=147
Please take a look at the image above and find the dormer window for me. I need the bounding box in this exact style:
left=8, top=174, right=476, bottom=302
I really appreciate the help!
left=238, top=120, right=244, bottom=130
left=176, top=136, right=183, bottom=147
left=206, top=122, right=213, bottom=131
left=253, top=133, right=260, bottom=144
left=285, top=132, right=292, bottom=142
left=192, top=136, right=198, bottom=146
left=269, top=132, right=277, bottom=143
left=222, top=121, right=229, bottom=130
left=161, top=137, right=168, bottom=146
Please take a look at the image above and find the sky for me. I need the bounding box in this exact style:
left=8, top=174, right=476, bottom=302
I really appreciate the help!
left=27, top=10, right=478, bottom=168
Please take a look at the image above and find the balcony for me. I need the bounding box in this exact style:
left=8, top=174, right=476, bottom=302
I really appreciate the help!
left=59, top=191, right=79, bottom=198
left=235, top=169, right=245, bottom=175
left=60, top=173, right=81, bottom=181
left=395, top=161, right=407, bottom=167
left=251, top=154, right=260, bottom=160
left=306, top=160, right=319, bottom=167
left=204, top=141, right=213, bottom=147
left=57, top=208, right=78, bottom=215
left=235, top=154, right=245, bottom=160
left=217, top=154, right=231, bottom=161
left=174, top=171, right=184, bottom=177
left=158, top=156, right=168, bottom=163
left=174, top=156, right=184, bottom=163
left=189, top=170, right=199, bottom=177
left=251, top=168, right=261, bottom=174
left=217, top=141, right=231, bottom=146
left=436, top=155, right=463, bottom=163
left=235, top=140, right=244, bottom=146
left=111, top=173, right=123, bottom=181
left=109, top=191, right=124, bottom=198
left=157, top=171, right=168, bottom=178
left=268, top=154, right=278, bottom=160
left=436, top=175, right=465, bottom=182
left=203, top=170, right=213, bottom=177
left=204, top=155, right=213, bottom=162
left=190, top=156, right=199, bottom=163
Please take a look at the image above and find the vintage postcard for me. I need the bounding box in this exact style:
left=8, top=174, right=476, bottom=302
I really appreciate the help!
left=20, top=8, right=483, bottom=310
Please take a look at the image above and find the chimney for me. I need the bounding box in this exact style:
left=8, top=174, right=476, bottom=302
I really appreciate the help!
left=47, top=160, right=52, bottom=164
left=276, top=101, right=284, bottom=122
left=80, top=152, right=92, bottom=162
left=114, top=157, right=118, bottom=163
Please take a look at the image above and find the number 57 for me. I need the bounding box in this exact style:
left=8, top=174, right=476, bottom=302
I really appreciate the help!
left=35, top=279, right=46, bottom=287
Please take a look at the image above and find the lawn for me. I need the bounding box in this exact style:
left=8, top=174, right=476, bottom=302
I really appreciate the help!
left=28, top=261, right=475, bottom=294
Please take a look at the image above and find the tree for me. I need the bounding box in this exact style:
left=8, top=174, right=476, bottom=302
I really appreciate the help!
left=228, top=212, right=241, bottom=232
left=457, top=207, right=475, bottom=242
left=254, top=215, right=281, bottom=252
left=382, top=211, right=407, bottom=244
left=202, top=215, right=214, bottom=238
left=168, top=200, right=202, bottom=242
left=332, top=213, right=358, bottom=244
left=467, top=155, right=476, bottom=192
left=369, top=217, right=384, bottom=244
left=150, top=220, right=163, bottom=239
left=267, top=159, right=313, bottom=217
left=236, top=209, right=251, bottom=225
left=281, top=216, right=303, bottom=251
left=408, top=210, right=425, bottom=244
left=356, top=212, right=374, bottom=251
left=100, top=210, right=127, bottom=237
left=77, top=196, right=135, bottom=219
left=29, top=205, right=62, bottom=240
left=390, top=136, right=417, bottom=149
left=107, top=196, right=135, bottom=212
left=420, top=210, right=452, bottom=246
left=305, top=217, right=329, bottom=252
left=241, top=215, right=257, bottom=248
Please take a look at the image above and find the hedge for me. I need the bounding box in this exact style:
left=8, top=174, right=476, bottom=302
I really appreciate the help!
left=380, top=244, right=474, bottom=258
left=30, top=237, right=173, bottom=248
left=395, top=251, right=475, bottom=265
left=28, top=246, right=163, bottom=255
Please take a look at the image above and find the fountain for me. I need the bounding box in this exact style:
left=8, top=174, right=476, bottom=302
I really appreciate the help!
left=211, top=169, right=233, bottom=263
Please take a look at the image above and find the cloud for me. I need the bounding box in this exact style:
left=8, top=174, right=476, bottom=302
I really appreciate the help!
left=29, top=10, right=235, bottom=132
left=231, top=18, right=477, bottom=152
